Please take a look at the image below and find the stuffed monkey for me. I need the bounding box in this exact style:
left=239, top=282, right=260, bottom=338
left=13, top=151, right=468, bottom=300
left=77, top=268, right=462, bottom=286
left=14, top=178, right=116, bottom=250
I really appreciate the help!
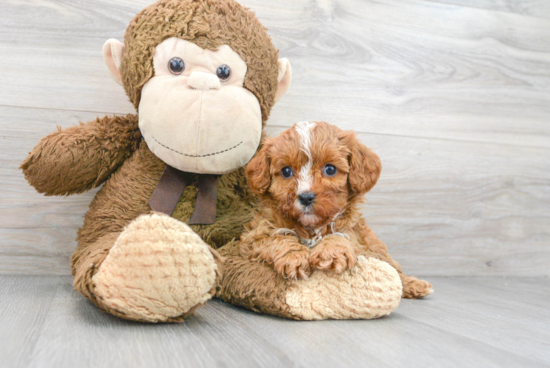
left=21, top=0, right=403, bottom=322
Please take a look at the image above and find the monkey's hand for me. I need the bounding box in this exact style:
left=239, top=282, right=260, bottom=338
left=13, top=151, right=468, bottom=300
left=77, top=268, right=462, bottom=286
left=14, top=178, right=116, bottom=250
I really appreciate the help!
left=21, top=114, right=141, bottom=195
left=309, top=235, right=357, bottom=274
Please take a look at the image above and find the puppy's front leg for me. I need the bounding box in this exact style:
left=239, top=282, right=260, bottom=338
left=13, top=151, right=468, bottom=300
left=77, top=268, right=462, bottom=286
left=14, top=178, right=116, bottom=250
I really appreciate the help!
left=309, top=235, right=357, bottom=274
left=272, top=242, right=311, bottom=280
left=240, top=234, right=311, bottom=280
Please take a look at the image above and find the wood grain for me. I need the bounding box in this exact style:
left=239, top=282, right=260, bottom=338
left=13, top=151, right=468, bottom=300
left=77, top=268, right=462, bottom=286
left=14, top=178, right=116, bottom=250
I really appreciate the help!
left=426, top=0, right=550, bottom=20
left=0, top=276, right=548, bottom=368
left=0, top=107, right=101, bottom=275
left=0, top=0, right=549, bottom=275
left=0, top=276, right=62, bottom=368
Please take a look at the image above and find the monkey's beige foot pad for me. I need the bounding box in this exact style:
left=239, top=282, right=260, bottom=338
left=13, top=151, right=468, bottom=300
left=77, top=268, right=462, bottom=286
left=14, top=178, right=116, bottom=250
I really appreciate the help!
left=92, top=214, right=217, bottom=322
left=286, top=256, right=402, bottom=320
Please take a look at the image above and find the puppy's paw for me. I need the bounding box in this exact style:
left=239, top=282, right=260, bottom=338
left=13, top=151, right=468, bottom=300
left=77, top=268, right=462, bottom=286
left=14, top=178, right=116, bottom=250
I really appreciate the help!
left=274, top=250, right=312, bottom=280
left=309, top=238, right=357, bottom=274
left=402, top=276, right=433, bottom=299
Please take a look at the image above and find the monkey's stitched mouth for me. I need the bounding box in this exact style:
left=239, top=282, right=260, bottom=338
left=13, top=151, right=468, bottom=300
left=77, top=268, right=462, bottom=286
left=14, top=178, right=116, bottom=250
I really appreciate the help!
left=152, top=136, right=243, bottom=158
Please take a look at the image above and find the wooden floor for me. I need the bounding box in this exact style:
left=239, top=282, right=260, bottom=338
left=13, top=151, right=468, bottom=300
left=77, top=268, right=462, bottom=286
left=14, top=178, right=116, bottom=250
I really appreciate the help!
left=0, top=275, right=548, bottom=368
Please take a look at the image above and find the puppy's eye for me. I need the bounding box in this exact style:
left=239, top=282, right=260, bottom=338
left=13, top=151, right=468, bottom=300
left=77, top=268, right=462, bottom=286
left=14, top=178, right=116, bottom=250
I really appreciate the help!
left=323, top=164, right=337, bottom=177
left=216, top=64, right=231, bottom=80
left=281, top=166, right=293, bottom=178
left=168, top=57, right=185, bottom=75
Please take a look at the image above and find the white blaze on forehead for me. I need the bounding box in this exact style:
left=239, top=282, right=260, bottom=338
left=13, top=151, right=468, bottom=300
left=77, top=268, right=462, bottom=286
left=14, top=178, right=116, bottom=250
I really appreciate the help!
left=294, top=121, right=316, bottom=194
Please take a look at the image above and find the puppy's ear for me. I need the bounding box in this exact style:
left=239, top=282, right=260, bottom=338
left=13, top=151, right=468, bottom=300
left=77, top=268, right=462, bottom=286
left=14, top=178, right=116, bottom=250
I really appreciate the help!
left=246, top=140, right=272, bottom=195
left=339, top=131, right=381, bottom=194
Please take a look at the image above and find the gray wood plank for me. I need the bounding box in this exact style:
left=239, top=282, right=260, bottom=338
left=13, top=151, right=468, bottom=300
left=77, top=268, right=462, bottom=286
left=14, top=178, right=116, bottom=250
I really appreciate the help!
left=426, top=0, right=550, bottom=20
left=2, top=104, right=549, bottom=276
left=0, top=276, right=543, bottom=368
left=397, top=277, right=550, bottom=365
left=265, top=0, right=550, bottom=148
left=1, top=0, right=549, bottom=276
left=357, top=131, right=550, bottom=277
left=25, top=277, right=297, bottom=368
left=0, top=0, right=549, bottom=145
left=0, top=0, right=147, bottom=114
left=0, top=276, right=61, bottom=368
left=0, top=0, right=151, bottom=39
left=0, top=107, right=101, bottom=275
left=204, top=299, right=546, bottom=368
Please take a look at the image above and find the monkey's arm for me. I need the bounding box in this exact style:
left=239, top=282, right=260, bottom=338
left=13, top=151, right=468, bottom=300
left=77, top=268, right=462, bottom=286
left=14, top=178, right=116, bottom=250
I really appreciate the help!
left=21, top=114, right=141, bottom=196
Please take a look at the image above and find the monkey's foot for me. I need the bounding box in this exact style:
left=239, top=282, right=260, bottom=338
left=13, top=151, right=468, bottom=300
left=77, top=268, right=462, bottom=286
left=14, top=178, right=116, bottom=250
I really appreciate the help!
left=92, top=213, right=217, bottom=322
left=285, top=256, right=402, bottom=320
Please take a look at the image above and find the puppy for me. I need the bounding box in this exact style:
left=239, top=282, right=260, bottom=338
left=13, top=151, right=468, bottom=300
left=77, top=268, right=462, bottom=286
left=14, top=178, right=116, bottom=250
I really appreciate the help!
left=241, top=121, right=432, bottom=299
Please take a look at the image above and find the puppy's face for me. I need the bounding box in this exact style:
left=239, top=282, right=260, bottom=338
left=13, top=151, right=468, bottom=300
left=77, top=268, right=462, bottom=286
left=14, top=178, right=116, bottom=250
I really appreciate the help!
left=246, top=121, right=381, bottom=229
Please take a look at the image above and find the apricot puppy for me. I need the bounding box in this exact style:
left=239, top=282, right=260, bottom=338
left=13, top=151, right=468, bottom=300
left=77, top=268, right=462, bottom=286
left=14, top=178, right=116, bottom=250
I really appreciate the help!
left=241, top=121, right=433, bottom=299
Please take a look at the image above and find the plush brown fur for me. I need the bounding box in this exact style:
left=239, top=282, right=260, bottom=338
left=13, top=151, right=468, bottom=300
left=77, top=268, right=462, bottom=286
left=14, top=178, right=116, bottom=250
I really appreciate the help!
left=20, top=114, right=141, bottom=196
left=242, top=122, right=433, bottom=298
left=21, top=0, right=277, bottom=322
left=218, top=240, right=401, bottom=320
left=121, top=0, right=279, bottom=123
left=20, top=0, right=409, bottom=322
left=218, top=240, right=296, bottom=319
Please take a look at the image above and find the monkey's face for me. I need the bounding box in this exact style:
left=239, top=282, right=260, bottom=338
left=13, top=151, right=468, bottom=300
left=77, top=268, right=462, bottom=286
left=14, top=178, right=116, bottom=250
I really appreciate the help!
left=138, top=37, right=262, bottom=174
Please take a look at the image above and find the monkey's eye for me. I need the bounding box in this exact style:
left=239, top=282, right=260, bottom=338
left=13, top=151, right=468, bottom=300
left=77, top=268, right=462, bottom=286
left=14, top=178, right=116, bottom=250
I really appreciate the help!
left=216, top=64, right=231, bottom=81
left=281, top=166, right=293, bottom=178
left=323, top=164, right=337, bottom=177
left=168, top=57, right=185, bottom=75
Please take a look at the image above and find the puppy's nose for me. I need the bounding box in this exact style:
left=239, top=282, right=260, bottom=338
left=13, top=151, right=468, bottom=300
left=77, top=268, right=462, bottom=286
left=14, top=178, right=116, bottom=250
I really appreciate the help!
left=187, top=71, right=221, bottom=90
left=298, top=192, right=316, bottom=206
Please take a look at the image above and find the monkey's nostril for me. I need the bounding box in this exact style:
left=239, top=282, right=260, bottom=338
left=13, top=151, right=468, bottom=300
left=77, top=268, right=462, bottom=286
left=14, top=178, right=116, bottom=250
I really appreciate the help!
left=298, top=192, right=316, bottom=206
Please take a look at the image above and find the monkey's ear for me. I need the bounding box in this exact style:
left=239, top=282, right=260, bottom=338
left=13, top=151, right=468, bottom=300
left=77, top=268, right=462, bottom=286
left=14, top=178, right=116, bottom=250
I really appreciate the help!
left=339, top=131, right=382, bottom=195
left=102, top=39, right=125, bottom=85
left=245, top=141, right=272, bottom=195
left=274, top=58, right=292, bottom=103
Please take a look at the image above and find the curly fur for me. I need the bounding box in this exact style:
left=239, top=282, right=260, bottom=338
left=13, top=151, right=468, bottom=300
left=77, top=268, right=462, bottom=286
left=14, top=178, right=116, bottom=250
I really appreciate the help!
left=242, top=122, right=433, bottom=298
left=20, top=114, right=141, bottom=196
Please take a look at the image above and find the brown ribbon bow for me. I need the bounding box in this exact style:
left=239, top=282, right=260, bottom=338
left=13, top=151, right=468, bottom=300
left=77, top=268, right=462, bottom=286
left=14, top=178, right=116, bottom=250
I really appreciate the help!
left=148, top=166, right=219, bottom=225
